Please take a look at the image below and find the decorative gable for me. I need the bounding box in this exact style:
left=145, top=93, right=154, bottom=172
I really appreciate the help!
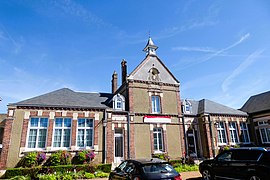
left=128, top=55, right=179, bottom=85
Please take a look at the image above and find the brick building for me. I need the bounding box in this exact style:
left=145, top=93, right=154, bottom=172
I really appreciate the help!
left=0, top=38, right=253, bottom=168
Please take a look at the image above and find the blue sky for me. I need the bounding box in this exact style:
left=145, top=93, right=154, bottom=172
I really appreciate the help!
left=0, top=0, right=270, bottom=113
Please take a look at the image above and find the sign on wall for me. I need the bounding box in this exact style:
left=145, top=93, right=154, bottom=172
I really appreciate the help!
left=143, top=116, right=171, bottom=123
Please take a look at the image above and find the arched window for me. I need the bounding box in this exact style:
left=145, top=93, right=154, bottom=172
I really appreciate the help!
left=113, top=94, right=125, bottom=111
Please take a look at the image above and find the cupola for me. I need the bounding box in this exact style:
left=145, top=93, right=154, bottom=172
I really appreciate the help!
left=143, top=37, right=158, bottom=56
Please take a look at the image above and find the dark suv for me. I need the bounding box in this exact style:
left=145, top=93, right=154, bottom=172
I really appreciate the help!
left=109, top=158, right=182, bottom=180
left=199, top=147, right=270, bottom=180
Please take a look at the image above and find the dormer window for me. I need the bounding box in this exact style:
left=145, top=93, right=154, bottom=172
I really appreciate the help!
left=184, top=100, right=192, bottom=114
left=113, top=94, right=125, bottom=111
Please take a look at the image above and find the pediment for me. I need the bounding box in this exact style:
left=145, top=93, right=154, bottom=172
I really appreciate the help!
left=128, top=55, right=179, bottom=85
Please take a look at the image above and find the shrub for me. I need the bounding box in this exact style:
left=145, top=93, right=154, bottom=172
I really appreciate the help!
left=10, top=175, right=30, bottom=180
left=174, top=164, right=199, bottom=172
left=95, top=171, right=109, bottom=178
left=152, top=153, right=169, bottom=161
left=85, top=172, right=95, bottom=179
left=97, top=163, right=112, bottom=173
left=24, top=152, right=38, bottom=167
left=44, top=151, right=71, bottom=166
left=37, top=152, right=46, bottom=165
left=72, top=150, right=95, bottom=165
left=37, top=174, right=57, bottom=180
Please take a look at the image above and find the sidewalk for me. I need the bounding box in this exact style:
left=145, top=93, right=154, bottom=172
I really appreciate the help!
left=92, top=171, right=202, bottom=180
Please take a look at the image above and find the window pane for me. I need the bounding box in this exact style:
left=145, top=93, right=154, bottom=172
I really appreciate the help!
left=53, top=129, right=62, bottom=147
left=78, top=119, right=85, bottom=127
left=77, top=129, right=84, bottom=147
left=86, top=119, right=93, bottom=127
left=30, top=118, right=39, bottom=127
left=64, top=118, right=71, bottom=127
left=55, top=118, right=63, bottom=127
left=40, top=118, right=48, bottom=127
left=38, top=129, right=47, bottom=148
left=63, top=129, right=71, bottom=147
left=86, top=129, right=93, bottom=146
left=28, top=129, right=37, bottom=148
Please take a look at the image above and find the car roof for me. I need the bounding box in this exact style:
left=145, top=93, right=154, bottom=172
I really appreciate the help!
left=127, top=158, right=168, bottom=165
left=232, top=147, right=268, bottom=151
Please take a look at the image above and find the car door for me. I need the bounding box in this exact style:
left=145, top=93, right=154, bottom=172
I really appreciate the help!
left=212, top=151, right=233, bottom=179
left=111, top=161, right=129, bottom=180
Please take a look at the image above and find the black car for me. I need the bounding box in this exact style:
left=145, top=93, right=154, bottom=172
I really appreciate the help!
left=109, top=158, right=182, bottom=180
left=199, top=147, right=270, bottom=180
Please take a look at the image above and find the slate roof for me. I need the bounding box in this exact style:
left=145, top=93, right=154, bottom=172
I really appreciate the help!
left=185, top=99, right=247, bottom=116
left=9, top=88, right=113, bottom=109
left=241, top=90, right=270, bottom=114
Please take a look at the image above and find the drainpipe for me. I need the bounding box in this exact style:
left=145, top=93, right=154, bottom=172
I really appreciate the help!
left=102, top=109, right=107, bottom=163
left=181, top=105, right=188, bottom=159
left=207, top=115, right=216, bottom=158
left=127, top=112, right=130, bottom=159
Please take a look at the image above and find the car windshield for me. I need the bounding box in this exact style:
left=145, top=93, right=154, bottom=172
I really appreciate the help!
left=142, top=163, right=176, bottom=173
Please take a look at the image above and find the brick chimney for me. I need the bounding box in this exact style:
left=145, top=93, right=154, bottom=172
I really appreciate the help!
left=111, top=71, right=118, bottom=93
left=121, top=59, right=127, bottom=85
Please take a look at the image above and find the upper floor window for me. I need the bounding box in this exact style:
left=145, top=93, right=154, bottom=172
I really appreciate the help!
left=77, top=118, right=94, bottom=148
left=151, top=96, right=161, bottom=113
left=113, top=94, right=125, bottom=111
left=240, top=122, right=250, bottom=143
left=217, top=122, right=227, bottom=145
left=53, top=118, right=71, bottom=148
left=153, top=128, right=164, bottom=152
left=229, top=122, right=239, bottom=144
left=27, top=117, right=48, bottom=149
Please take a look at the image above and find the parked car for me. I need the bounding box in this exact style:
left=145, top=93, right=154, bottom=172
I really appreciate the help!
left=109, top=158, right=182, bottom=180
left=199, top=147, right=270, bottom=180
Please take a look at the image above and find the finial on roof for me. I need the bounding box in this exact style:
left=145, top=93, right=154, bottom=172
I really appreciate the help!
left=143, top=36, right=158, bottom=56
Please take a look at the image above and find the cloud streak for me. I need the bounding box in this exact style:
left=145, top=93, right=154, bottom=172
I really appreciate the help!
left=222, top=49, right=264, bottom=92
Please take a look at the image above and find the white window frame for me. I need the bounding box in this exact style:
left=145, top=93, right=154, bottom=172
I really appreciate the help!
left=229, top=122, right=239, bottom=144
left=113, top=94, right=125, bottom=111
left=151, top=96, right=161, bottom=113
left=153, top=128, right=164, bottom=153
left=26, top=117, right=48, bottom=150
left=240, top=122, right=250, bottom=143
left=217, top=122, right=227, bottom=145
left=52, top=118, right=72, bottom=149
left=259, top=127, right=270, bottom=144
left=76, top=118, right=94, bottom=149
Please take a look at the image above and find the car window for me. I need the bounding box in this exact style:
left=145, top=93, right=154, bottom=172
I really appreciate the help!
left=232, top=150, right=262, bottom=161
left=217, top=151, right=232, bottom=161
left=142, top=163, right=176, bottom=173
left=123, top=162, right=135, bottom=173
left=118, top=161, right=128, bottom=171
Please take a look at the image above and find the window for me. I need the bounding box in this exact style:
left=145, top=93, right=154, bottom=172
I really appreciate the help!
left=53, top=118, right=71, bottom=148
left=27, top=117, right=48, bottom=148
left=259, top=128, right=270, bottom=143
left=153, top=128, right=164, bottom=152
left=77, top=118, right=94, bottom=148
left=217, top=122, right=227, bottom=144
left=240, top=122, right=250, bottom=143
left=151, top=96, right=161, bottom=113
left=229, top=122, right=239, bottom=144
left=113, top=94, right=125, bottom=111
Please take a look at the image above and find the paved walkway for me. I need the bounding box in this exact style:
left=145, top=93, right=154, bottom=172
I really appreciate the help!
left=92, top=171, right=202, bottom=180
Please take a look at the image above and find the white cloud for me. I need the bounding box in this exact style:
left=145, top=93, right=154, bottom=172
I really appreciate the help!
left=222, top=49, right=264, bottom=92
left=172, top=46, right=217, bottom=53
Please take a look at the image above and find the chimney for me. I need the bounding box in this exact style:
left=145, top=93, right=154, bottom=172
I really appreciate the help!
left=121, top=59, right=127, bottom=85
left=111, top=71, right=118, bottom=94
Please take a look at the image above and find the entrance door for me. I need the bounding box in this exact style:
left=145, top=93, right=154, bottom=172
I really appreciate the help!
left=114, top=129, right=124, bottom=163
left=187, top=128, right=197, bottom=158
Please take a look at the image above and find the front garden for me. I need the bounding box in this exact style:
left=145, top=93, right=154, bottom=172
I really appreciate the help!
left=2, top=151, right=199, bottom=180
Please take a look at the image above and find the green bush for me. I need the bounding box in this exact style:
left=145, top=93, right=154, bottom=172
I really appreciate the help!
left=95, top=171, right=109, bottom=178
left=174, top=164, right=199, bottom=172
left=10, top=175, right=30, bottom=180
left=85, top=172, right=95, bottom=179
left=4, top=167, right=40, bottom=179
left=97, top=163, right=111, bottom=173
left=37, top=174, right=57, bottom=180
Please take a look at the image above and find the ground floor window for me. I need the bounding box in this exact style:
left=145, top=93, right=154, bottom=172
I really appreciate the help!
left=217, top=122, right=227, bottom=145
left=229, top=122, right=239, bottom=144
left=53, top=118, right=71, bottom=148
left=259, top=128, right=270, bottom=143
left=77, top=118, right=94, bottom=148
left=240, top=122, right=250, bottom=143
left=153, top=128, right=164, bottom=152
left=27, top=117, right=48, bottom=148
